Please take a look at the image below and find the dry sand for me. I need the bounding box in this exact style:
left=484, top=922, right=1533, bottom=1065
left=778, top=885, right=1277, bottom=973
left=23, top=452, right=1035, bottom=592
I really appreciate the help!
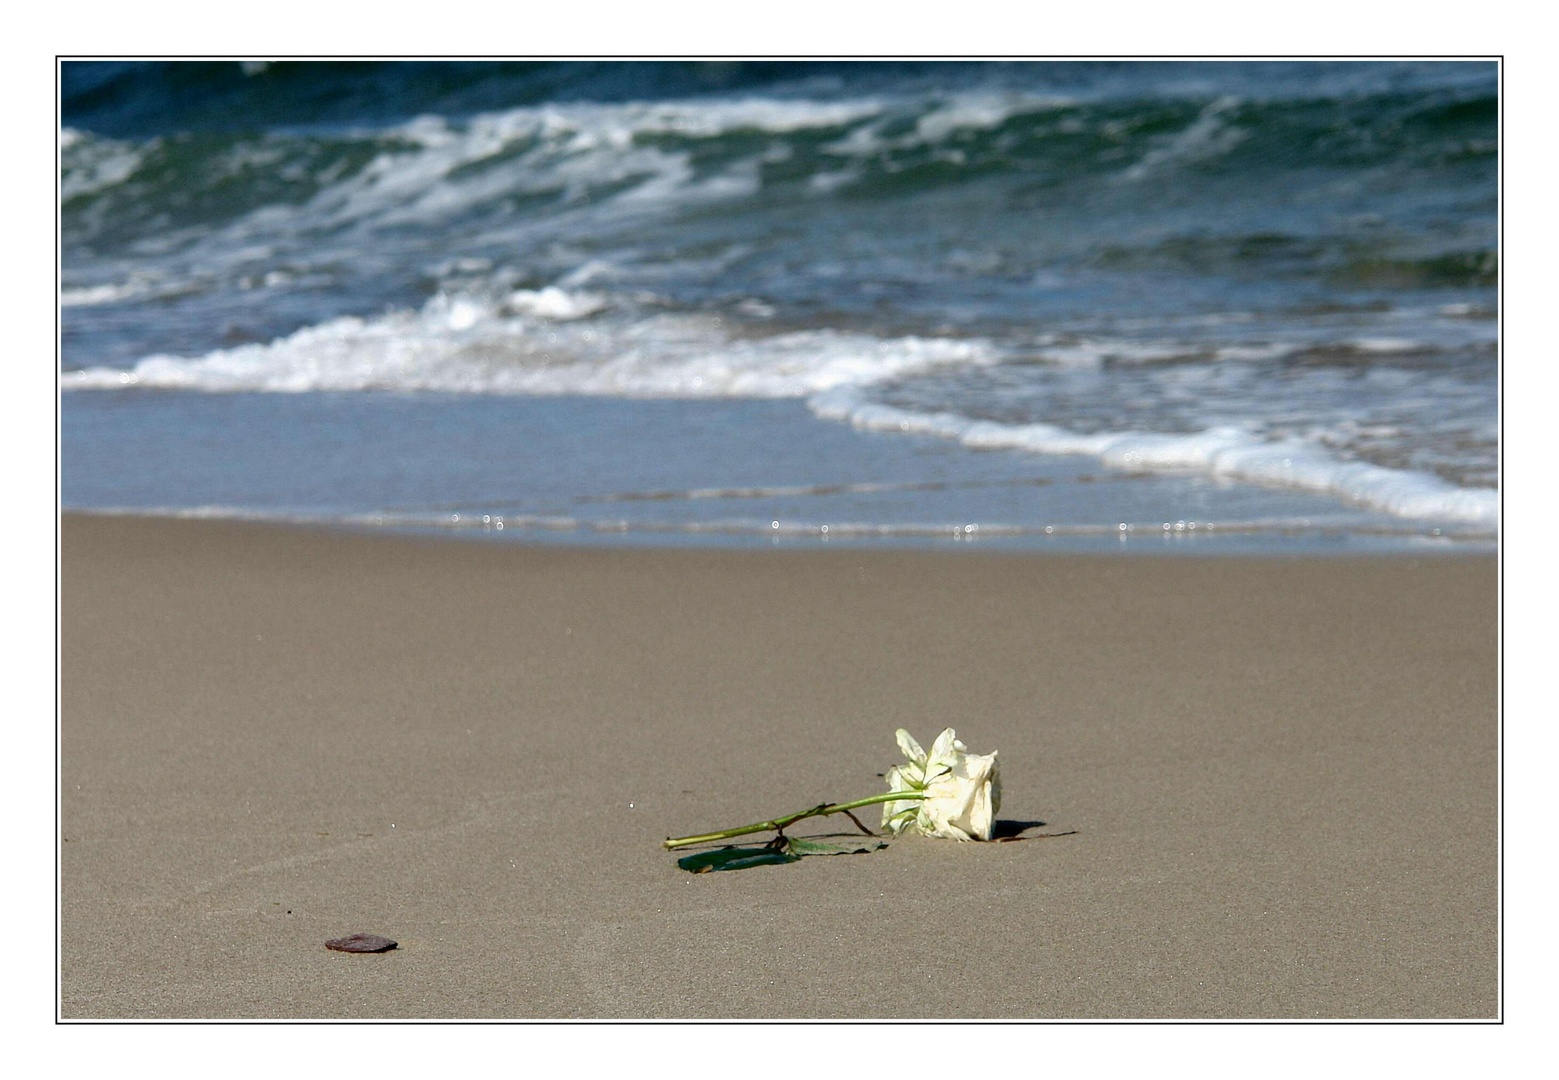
left=60, top=514, right=1498, bottom=1018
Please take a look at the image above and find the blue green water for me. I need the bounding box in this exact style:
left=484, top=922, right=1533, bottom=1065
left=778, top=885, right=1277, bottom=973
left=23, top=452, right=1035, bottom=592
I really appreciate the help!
left=61, top=61, right=1498, bottom=551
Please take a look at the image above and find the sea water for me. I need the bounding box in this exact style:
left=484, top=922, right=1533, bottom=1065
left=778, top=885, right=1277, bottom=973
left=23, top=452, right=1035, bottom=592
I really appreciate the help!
left=60, top=61, right=1498, bottom=552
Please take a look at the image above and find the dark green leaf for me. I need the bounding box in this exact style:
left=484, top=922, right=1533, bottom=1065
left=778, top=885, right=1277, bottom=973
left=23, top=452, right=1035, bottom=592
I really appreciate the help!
left=785, top=838, right=889, bottom=856
left=676, top=846, right=799, bottom=873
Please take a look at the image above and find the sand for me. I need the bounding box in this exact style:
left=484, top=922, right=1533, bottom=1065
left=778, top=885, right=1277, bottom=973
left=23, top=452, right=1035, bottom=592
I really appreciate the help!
left=59, top=514, right=1498, bottom=1019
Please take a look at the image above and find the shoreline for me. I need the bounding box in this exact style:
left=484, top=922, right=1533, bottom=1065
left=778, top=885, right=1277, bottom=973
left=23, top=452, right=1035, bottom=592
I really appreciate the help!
left=60, top=505, right=1498, bottom=557
left=61, top=514, right=1498, bottom=1018
left=64, top=390, right=1497, bottom=559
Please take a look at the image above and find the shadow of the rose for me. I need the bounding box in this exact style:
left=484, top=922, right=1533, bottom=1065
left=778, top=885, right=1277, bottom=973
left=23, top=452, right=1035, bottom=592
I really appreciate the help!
left=673, top=820, right=1075, bottom=872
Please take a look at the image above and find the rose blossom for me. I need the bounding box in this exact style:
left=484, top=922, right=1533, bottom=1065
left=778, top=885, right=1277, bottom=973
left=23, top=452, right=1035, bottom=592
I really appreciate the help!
left=881, top=727, right=1001, bottom=841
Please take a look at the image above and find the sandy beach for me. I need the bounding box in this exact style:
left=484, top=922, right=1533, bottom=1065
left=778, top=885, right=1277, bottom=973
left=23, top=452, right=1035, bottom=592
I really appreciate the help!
left=60, top=514, right=1497, bottom=1019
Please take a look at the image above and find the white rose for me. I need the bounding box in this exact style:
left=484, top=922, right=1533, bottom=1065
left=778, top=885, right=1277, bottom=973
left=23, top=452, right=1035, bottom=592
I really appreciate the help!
left=881, top=727, right=1001, bottom=841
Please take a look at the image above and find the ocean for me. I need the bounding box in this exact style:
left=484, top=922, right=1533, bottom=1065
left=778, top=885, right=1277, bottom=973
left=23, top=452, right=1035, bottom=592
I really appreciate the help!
left=60, top=60, right=1499, bottom=552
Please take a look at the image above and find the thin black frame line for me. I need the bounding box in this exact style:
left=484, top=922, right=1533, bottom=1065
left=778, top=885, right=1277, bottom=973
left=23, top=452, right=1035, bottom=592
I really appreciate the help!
left=58, top=54, right=1503, bottom=61
left=54, top=52, right=1502, bottom=1028
left=55, top=54, right=63, bottom=1029
left=1495, top=54, right=1505, bottom=1023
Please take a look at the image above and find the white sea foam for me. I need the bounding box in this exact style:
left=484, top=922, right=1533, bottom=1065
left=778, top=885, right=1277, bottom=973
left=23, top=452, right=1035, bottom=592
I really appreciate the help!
left=1347, top=337, right=1423, bottom=354
left=504, top=287, right=609, bottom=320
left=808, top=389, right=1497, bottom=528
left=59, top=272, right=200, bottom=308
left=62, top=290, right=996, bottom=398
left=808, top=169, right=861, bottom=194
left=60, top=97, right=897, bottom=309
left=60, top=129, right=146, bottom=201
left=913, top=92, right=1072, bottom=141
left=1024, top=336, right=1303, bottom=368
left=1033, top=339, right=1211, bottom=367
left=61, top=282, right=146, bottom=308
left=1119, top=96, right=1248, bottom=182
left=822, top=92, right=1072, bottom=159
left=1438, top=302, right=1496, bottom=319
left=63, top=278, right=1496, bottom=529
left=63, top=285, right=1496, bottom=527
left=309, top=97, right=885, bottom=231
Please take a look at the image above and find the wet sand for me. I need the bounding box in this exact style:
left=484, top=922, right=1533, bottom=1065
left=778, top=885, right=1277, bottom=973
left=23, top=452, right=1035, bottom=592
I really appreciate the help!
left=60, top=514, right=1497, bottom=1018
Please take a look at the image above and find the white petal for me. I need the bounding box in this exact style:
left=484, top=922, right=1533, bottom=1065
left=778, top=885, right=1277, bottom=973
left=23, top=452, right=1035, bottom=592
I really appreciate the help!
left=986, top=753, right=1001, bottom=820
left=899, top=808, right=937, bottom=837
left=928, top=727, right=959, bottom=765
left=920, top=747, right=1000, bottom=841
left=923, top=727, right=960, bottom=783
left=895, top=728, right=926, bottom=765
left=881, top=766, right=916, bottom=831
left=881, top=805, right=918, bottom=835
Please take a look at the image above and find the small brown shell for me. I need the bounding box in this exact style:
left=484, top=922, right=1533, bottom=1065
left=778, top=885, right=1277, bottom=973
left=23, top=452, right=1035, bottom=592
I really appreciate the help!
left=325, top=933, right=397, bottom=953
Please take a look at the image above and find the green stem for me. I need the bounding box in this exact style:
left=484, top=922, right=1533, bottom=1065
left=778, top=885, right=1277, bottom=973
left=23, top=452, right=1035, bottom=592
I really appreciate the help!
left=663, top=790, right=924, bottom=850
